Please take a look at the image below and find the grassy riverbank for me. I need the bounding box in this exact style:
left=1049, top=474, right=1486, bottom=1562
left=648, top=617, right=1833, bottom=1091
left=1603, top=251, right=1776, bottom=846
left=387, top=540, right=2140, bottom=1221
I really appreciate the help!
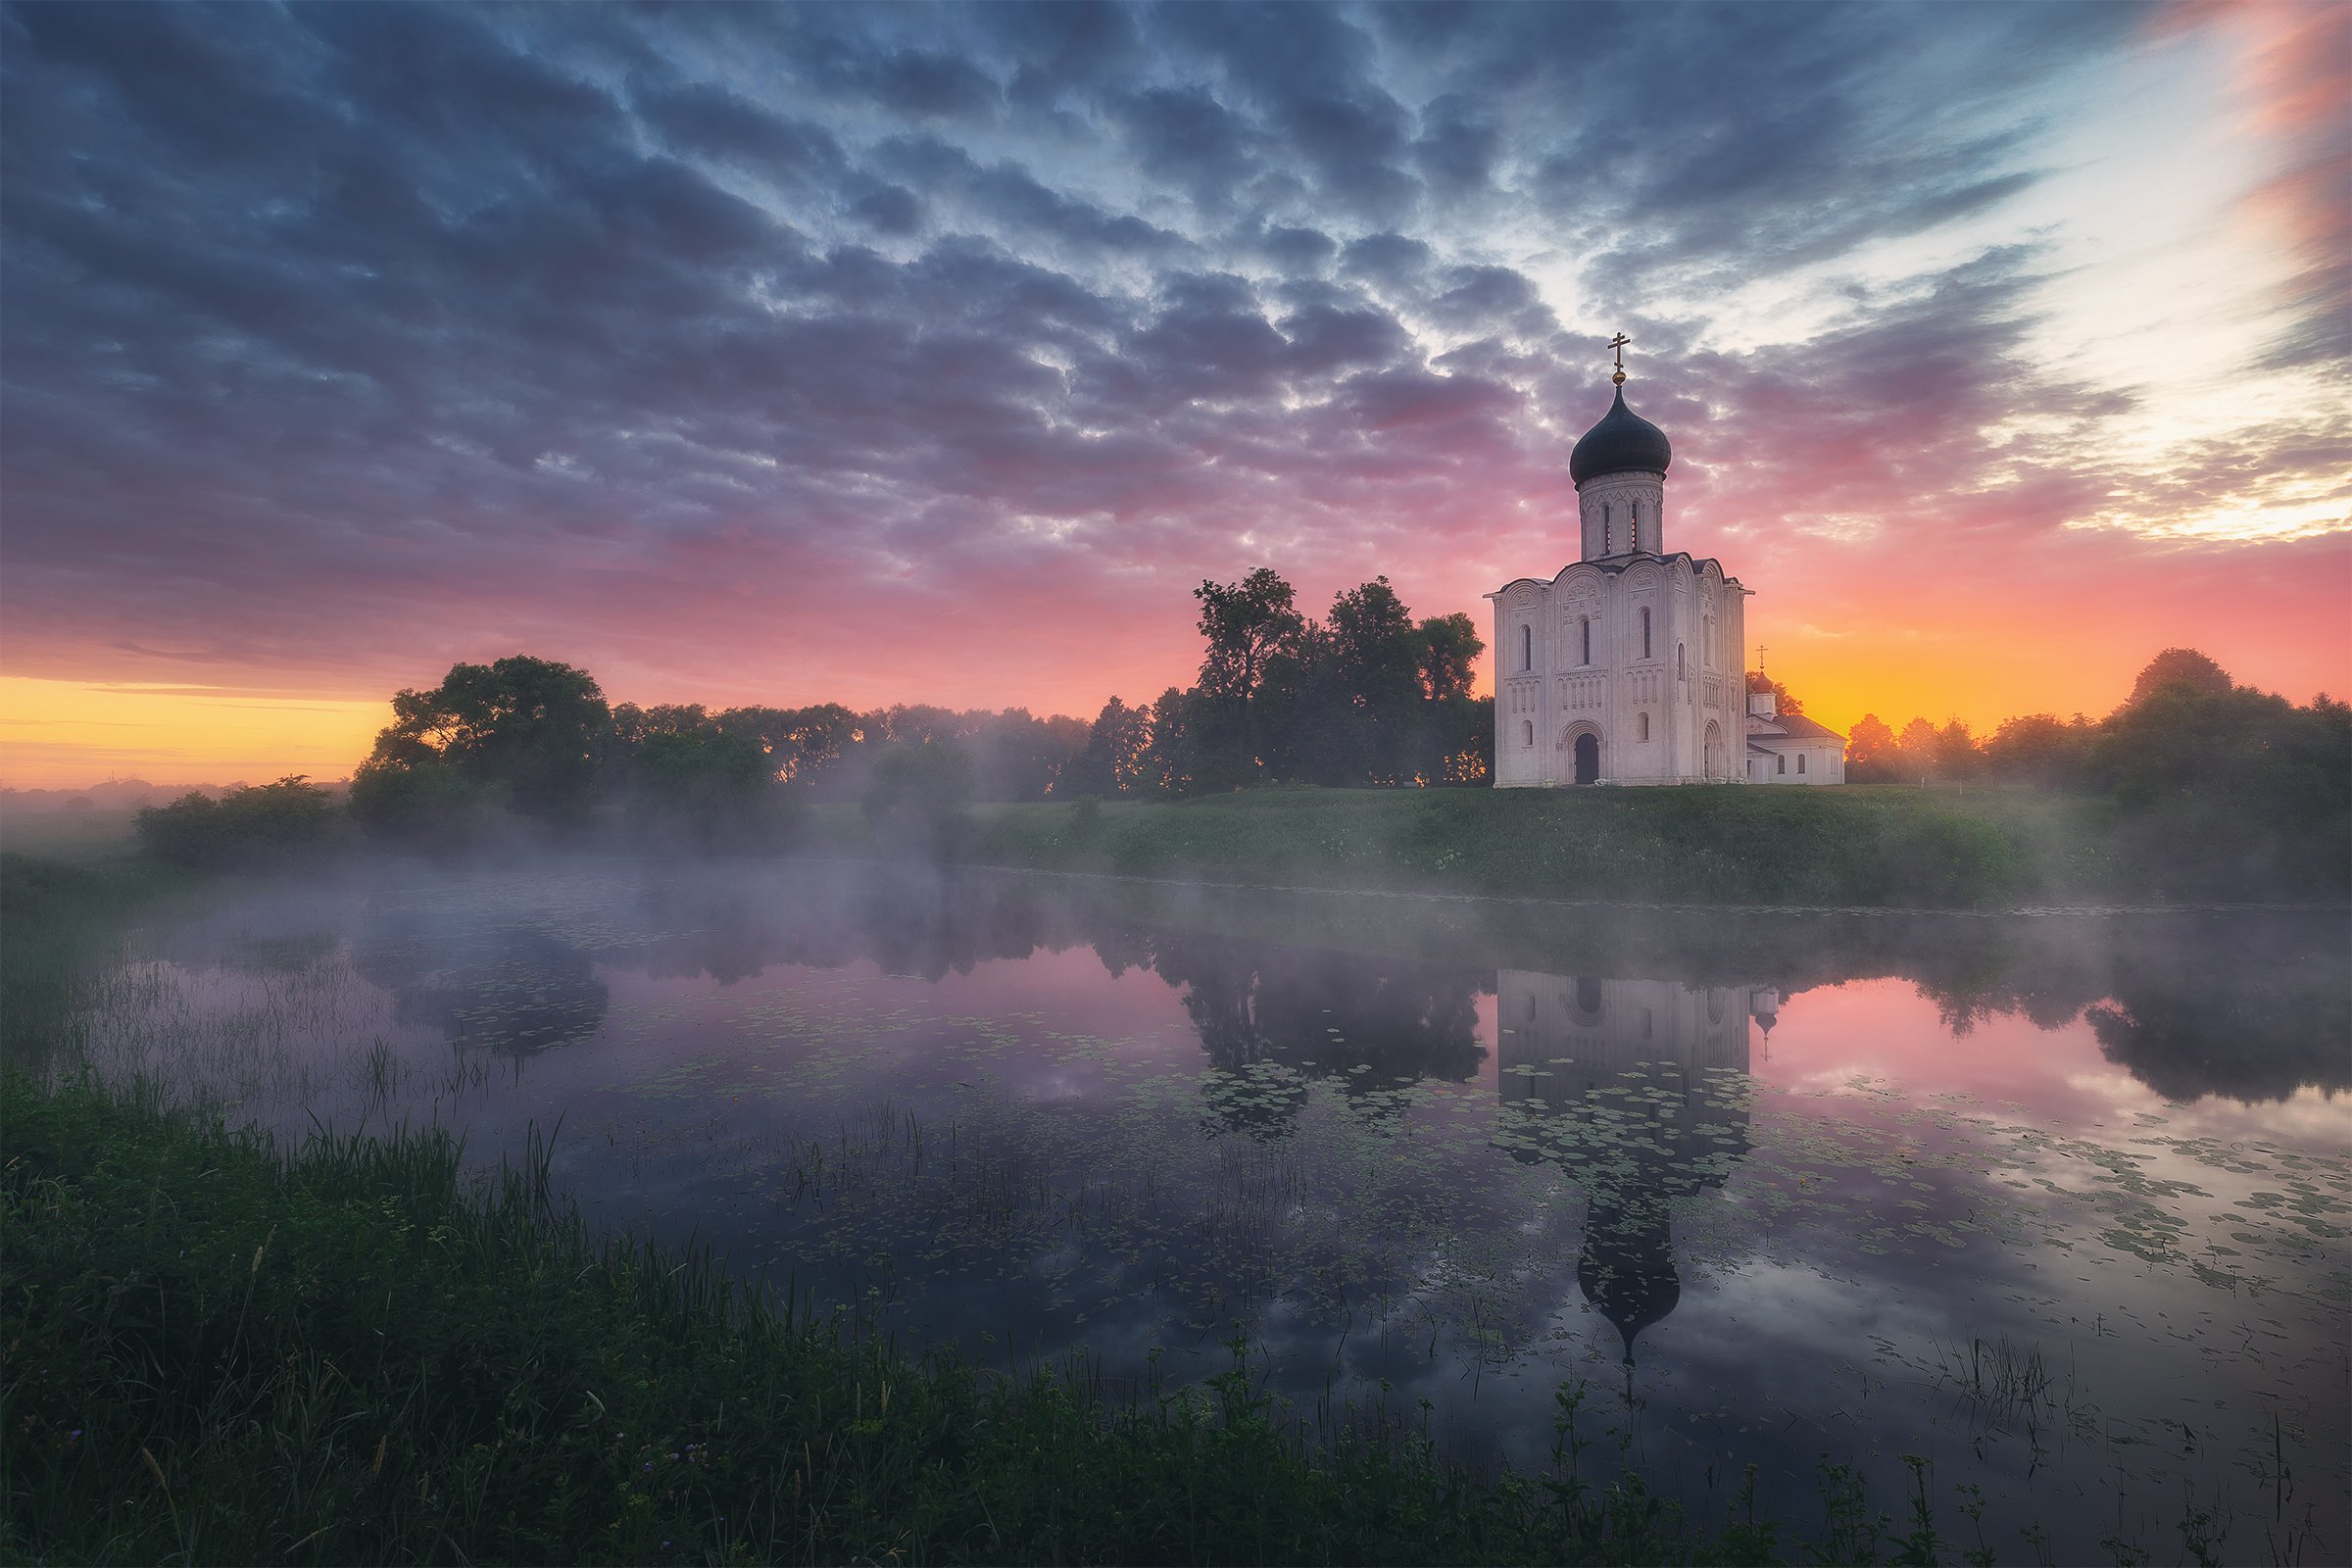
left=0, top=1073, right=1960, bottom=1568
left=817, top=786, right=2080, bottom=908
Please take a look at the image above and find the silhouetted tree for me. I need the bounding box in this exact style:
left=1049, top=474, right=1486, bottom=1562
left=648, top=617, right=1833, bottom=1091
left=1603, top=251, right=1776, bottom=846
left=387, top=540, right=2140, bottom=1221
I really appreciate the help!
left=354, top=656, right=611, bottom=828
left=1981, top=712, right=2094, bottom=786
left=1194, top=567, right=1306, bottom=784
left=862, top=736, right=974, bottom=852
left=1416, top=613, right=1482, bottom=704
left=632, top=727, right=787, bottom=847
left=1065, top=696, right=1154, bottom=797
left=2127, top=647, right=2233, bottom=707
left=1844, top=713, right=1901, bottom=782
left=1935, top=719, right=1981, bottom=780
left=136, top=776, right=336, bottom=867
left=1139, top=684, right=1204, bottom=796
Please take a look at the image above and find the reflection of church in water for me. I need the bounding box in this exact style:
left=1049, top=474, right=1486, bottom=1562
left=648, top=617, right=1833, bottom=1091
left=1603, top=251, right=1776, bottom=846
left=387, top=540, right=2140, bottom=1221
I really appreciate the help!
left=1496, top=972, right=1773, bottom=1365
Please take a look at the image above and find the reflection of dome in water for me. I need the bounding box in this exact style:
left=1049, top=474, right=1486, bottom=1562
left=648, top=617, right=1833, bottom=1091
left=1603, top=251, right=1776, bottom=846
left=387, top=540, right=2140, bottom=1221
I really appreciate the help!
left=1578, top=1209, right=1681, bottom=1364
left=1494, top=972, right=1759, bottom=1366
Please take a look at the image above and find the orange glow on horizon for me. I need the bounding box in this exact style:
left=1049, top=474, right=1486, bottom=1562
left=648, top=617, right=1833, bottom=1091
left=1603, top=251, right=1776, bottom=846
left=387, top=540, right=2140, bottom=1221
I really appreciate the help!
left=0, top=678, right=390, bottom=793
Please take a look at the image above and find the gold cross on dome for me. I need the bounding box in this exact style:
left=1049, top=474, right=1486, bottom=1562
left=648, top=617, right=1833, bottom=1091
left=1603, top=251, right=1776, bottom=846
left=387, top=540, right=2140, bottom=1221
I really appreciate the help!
left=1608, top=332, right=1631, bottom=385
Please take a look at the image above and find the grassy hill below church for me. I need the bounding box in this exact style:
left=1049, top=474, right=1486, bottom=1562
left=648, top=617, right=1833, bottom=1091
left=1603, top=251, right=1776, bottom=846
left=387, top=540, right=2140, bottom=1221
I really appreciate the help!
left=805, top=786, right=2131, bottom=909
left=801, top=781, right=2343, bottom=909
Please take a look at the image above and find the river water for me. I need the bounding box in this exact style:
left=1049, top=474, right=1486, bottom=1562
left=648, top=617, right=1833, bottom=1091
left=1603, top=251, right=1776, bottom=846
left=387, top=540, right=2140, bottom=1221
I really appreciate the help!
left=57, top=858, right=2351, bottom=1563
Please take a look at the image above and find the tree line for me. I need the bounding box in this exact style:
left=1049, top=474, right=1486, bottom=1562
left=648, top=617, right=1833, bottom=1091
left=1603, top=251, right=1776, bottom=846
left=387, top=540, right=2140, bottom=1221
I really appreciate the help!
left=136, top=569, right=1496, bottom=863
left=1838, top=649, right=2347, bottom=793
left=133, top=605, right=2344, bottom=902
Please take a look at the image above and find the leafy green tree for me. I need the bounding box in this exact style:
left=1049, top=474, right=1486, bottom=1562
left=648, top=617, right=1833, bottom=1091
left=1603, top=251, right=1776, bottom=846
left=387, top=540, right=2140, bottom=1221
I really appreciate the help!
left=347, top=756, right=507, bottom=843
left=630, top=727, right=786, bottom=847
left=1194, top=567, right=1305, bottom=784
left=1139, top=685, right=1203, bottom=796
left=1935, top=719, right=1982, bottom=780
left=356, top=656, right=612, bottom=826
left=1195, top=567, right=1305, bottom=705
left=1066, top=696, right=1154, bottom=797
left=714, top=704, right=864, bottom=790
left=1896, top=717, right=1941, bottom=782
left=1415, top=613, right=1482, bottom=704
left=136, top=776, right=336, bottom=867
left=1981, top=713, right=2094, bottom=786
left=2086, top=675, right=2350, bottom=896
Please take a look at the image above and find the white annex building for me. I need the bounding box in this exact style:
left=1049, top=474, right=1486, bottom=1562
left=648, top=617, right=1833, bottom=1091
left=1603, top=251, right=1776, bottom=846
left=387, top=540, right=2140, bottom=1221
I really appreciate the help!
left=1487, top=347, right=1844, bottom=787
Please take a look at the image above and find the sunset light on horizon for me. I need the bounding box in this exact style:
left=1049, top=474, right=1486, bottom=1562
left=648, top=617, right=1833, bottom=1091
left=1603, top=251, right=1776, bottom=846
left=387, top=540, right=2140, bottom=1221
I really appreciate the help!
left=3, top=0, right=2345, bottom=791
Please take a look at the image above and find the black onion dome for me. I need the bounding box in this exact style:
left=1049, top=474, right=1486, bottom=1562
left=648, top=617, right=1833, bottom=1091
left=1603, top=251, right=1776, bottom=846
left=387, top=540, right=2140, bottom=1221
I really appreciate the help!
left=1569, top=387, right=1672, bottom=485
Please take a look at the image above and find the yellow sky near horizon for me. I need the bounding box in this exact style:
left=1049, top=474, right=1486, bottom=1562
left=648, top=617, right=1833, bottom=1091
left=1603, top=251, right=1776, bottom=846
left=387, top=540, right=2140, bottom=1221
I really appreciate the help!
left=0, top=677, right=389, bottom=791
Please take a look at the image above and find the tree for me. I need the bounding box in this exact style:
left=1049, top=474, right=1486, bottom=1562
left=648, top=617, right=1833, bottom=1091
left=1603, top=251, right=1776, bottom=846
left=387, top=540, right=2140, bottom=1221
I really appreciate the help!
left=633, top=727, right=784, bottom=847
left=1935, top=719, right=1982, bottom=780
left=1315, top=577, right=1424, bottom=784
left=1415, top=613, right=1482, bottom=704
left=2086, top=679, right=2350, bottom=896
left=357, top=656, right=612, bottom=824
left=2125, top=648, right=2232, bottom=709
left=1845, top=713, right=1900, bottom=780
left=714, top=704, right=863, bottom=792
left=136, top=776, right=335, bottom=867
left=1896, top=717, right=1941, bottom=782
left=1066, top=696, right=1154, bottom=797
left=1982, top=713, right=2094, bottom=786
left=1138, top=685, right=1202, bottom=796
left=1194, top=567, right=1305, bottom=784
left=1195, top=567, right=1305, bottom=705
left=861, top=737, right=974, bottom=852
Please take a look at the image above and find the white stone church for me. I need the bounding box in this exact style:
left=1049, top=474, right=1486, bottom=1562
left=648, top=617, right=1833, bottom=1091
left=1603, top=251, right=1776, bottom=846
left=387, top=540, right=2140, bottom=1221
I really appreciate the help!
left=1487, top=359, right=1844, bottom=787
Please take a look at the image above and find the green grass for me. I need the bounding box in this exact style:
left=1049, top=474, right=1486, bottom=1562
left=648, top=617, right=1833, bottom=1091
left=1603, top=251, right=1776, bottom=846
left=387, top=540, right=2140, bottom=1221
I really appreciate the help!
left=0, top=1073, right=1939, bottom=1567
left=805, top=786, right=2056, bottom=909
left=0, top=854, right=190, bottom=1067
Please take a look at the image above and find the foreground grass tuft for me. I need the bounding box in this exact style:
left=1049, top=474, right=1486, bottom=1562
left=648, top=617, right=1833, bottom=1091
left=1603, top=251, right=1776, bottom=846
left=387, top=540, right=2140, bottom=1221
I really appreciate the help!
left=3, top=1075, right=1862, bottom=1566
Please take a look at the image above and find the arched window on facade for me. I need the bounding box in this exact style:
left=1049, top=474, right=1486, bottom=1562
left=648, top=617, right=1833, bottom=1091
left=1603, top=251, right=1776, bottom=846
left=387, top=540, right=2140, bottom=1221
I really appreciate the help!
left=1601, top=504, right=1611, bottom=554
left=1521, top=622, right=1532, bottom=671
left=1631, top=501, right=1641, bottom=548
left=1641, top=606, right=1652, bottom=660
left=1521, top=718, right=1534, bottom=747
left=1580, top=615, right=1592, bottom=664
left=1797, top=754, right=1807, bottom=774
left=1776, top=755, right=1787, bottom=775
left=1677, top=643, right=1686, bottom=681
left=1637, top=710, right=1649, bottom=741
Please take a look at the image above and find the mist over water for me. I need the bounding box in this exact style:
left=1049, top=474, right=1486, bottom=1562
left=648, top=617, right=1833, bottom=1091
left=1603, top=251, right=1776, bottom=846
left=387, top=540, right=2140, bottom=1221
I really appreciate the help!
left=44, top=858, right=2350, bottom=1563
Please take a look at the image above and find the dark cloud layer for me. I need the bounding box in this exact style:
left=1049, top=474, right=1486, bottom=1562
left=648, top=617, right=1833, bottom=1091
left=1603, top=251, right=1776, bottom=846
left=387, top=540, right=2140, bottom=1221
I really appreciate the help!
left=1, top=1, right=2339, bottom=724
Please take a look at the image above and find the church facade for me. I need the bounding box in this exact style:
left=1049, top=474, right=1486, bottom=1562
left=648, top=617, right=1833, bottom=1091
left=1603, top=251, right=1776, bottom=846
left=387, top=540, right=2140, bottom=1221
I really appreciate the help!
left=1488, top=362, right=1756, bottom=787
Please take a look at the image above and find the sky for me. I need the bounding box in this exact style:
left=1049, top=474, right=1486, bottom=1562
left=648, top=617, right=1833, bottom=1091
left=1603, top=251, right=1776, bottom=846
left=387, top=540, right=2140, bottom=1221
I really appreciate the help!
left=2, top=0, right=2346, bottom=788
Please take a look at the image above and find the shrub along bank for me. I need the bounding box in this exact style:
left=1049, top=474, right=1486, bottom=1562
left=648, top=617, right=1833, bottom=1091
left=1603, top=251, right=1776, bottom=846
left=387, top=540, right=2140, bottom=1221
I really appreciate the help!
left=0, top=1075, right=1992, bottom=1568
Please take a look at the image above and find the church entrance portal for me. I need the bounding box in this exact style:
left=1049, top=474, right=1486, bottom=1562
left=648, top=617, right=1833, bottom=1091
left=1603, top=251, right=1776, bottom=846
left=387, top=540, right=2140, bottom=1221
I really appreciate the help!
left=1573, top=732, right=1600, bottom=785
left=1703, top=721, right=1722, bottom=780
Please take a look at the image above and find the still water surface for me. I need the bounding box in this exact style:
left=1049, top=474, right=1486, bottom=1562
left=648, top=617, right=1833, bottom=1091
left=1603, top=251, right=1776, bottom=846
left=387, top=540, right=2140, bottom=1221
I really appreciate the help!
left=64, top=860, right=2351, bottom=1562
